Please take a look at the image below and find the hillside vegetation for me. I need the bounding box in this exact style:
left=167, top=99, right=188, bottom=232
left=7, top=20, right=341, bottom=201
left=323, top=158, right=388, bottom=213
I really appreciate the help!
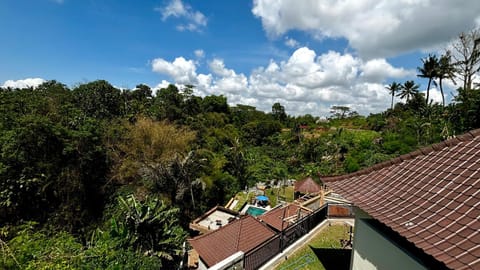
left=2, top=29, right=480, bottom=269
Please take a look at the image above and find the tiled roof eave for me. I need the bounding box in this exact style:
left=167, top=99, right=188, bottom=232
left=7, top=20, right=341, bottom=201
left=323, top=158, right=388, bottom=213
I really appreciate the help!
left=320, top=129, right=480, bottom=270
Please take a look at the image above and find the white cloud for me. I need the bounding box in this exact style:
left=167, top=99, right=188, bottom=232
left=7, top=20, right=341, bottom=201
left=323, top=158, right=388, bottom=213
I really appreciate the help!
left=194, top=49, right=205, bottom=58
left=151, top=47, right=414, bottom=116
left=252, top=0, right=480, bottom=58
left=208, top=59, right=248, bottom=94
left=2, top=78, right=46, bottom=89
left=159, top=0, right=186, bottom=19
left=152, top=80, right=175, bottom=96
left=284, top=37, right=299, bottom=48
left=425, top=87, right=443, bottom=105
left=156, top=0, right=207, bottom=32
left=361, top=59, right=414, bottom=82
left=151, top=57, right=198, bottom=84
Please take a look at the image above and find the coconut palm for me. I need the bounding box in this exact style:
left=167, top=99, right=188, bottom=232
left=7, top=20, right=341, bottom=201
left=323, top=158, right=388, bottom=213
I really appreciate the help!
left=435, top=52, right=456, bottom=106
left=140, top=151, right=204, bottom=208
left=417, top=54, right=439, bottom=105
left=398, top=80, right=420, bottom=102
left=385, top=82, right=402, bottom=110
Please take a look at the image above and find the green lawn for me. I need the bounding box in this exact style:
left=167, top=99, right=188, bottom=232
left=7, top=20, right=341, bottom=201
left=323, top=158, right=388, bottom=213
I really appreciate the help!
left=231, top=186, right=294, bottom=210
left=231, top=191, right=255, bottom=212
left=265, top=186, right=294, bottom=207
left=274, top=223, right=351, bottom=270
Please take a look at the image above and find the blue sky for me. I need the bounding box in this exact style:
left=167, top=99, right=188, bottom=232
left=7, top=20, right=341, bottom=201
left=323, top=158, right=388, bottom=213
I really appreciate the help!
left=2, top=0, right=480, bottom=116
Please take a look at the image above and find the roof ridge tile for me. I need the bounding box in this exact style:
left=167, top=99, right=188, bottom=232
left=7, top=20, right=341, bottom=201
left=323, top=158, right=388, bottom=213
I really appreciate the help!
left=234, top=215, right=244, bottom=250
left=468, top=128, right=480, bottom=137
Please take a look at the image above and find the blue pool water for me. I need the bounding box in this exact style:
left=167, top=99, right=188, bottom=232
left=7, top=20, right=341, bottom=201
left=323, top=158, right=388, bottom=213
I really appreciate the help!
left=246, top=206, right=267, bottom=217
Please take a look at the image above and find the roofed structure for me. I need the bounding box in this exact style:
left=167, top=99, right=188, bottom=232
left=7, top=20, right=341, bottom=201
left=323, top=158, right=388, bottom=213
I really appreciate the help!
left=323, top=129, right=480, bottom=270
left=259, top=204, right=311, bottom=232
left=189, top=205, right=238, bottom=234
left=294, top=176, right=322, bottom=194
left=188, top=215, right=276, bottom=268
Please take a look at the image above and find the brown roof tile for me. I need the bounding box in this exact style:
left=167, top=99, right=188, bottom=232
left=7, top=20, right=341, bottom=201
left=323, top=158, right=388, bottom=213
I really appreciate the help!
left=258, top=204, right=311, bottom=232
left=188, top=215, right=275, bottom=267
left=294, top=176, right=322, bottom=194
left=322, top=129, right=480, bottom=270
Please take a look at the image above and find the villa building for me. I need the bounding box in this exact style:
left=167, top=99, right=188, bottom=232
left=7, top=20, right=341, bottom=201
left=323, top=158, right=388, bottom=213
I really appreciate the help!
left=189, top=206, right=239, bottom=234
left=323, top=129, right=480, bottom=270
left=188, top=215, right=276, bottom=269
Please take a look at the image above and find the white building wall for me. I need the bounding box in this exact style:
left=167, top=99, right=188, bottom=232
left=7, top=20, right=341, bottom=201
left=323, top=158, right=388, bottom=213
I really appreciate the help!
left=351, top=209, right=427, bottom=270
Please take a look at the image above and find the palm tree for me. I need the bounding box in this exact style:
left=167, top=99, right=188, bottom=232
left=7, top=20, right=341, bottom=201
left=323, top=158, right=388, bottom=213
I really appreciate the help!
left=435, top=52, right=456, bottom=106
left=140, top=151, right=204, bottom=208
left=398, top=80, right=420, bottom=102
left=417, top=54, right=439, bottom=105
left=385, top=82, right=401, bottom=110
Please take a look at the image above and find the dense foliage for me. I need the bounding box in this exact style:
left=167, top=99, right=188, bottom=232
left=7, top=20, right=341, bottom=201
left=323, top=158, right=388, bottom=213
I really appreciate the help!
left=1, top=29, right=480, bottom=268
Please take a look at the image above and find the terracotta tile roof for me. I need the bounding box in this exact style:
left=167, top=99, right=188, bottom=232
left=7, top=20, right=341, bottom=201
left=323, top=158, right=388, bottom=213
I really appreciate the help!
left=259, top=204, right=311, bottom=232
left=322, top=129, right=480, bottom=270
left=188, top=215, right=276, bottom=267
left=294, top=176, right=321, bottom=194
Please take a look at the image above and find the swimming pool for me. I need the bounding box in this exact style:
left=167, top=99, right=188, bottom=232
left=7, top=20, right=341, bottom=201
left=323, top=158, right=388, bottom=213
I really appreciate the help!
left=245, top=205, right=267, bottom=217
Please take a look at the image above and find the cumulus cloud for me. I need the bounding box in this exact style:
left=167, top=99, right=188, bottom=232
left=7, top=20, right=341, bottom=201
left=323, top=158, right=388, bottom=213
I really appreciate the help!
left=151, top=47, right=414, bottom=116
left=361, top=59, right=414, bottom=82
left=284, top=37, right=299, bottom=48
left=152, top=80, right=176, bottom=96
left=2, top=78, right=46, bottom=89
left=252, top=0, right=480, bottom=58
left=207, top=59, right=249, bottom=95
left=151, top=57, right=198, bottom=84
left=194, top=49, right=205, bottom=58
left=156, top=0, right=207, bottom=32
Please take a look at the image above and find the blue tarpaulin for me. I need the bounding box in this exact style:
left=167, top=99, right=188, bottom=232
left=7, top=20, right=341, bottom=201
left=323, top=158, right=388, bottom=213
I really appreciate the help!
left=256, top=195, right=269, bottom=201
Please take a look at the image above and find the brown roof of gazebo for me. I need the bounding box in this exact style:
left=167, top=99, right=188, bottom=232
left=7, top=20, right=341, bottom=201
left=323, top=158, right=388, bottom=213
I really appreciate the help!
left=294, top=176, right=321, bottom=194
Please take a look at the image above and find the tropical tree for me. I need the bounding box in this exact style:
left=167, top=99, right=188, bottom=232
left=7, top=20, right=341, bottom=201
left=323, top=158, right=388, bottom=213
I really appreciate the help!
left=72, top=80, right=122, bottom=119
left=272, top=102, right=287, bottom=123
left=417, top=54, right=439, bottom=105
left=435, top=52, right=456, bottom=106
left=117, top=194, right=187, bottom=267
left=225, top=138, right=250, bottom=189
left=202, top=95, right=229, bottom=114
left=107, top=118, right=195, bottom=185
left=386, top=82, right=402, bottom=109
left=398, top=80, right=420, bottom=102
left=450, top=28, right=480, bottom=93
left=330, top=106, right=351, bottom=119
left=141, top=151, right=204, bottom=209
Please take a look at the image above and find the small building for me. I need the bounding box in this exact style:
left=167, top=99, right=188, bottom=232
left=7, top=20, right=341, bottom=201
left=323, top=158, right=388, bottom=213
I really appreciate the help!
left=188, top=215, right=276, bottom=269
left=189, top=206, right=239, bottom=234
left=323, top=129, right=480, bottom=270
left=294, top=176, right=322, bottom=198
